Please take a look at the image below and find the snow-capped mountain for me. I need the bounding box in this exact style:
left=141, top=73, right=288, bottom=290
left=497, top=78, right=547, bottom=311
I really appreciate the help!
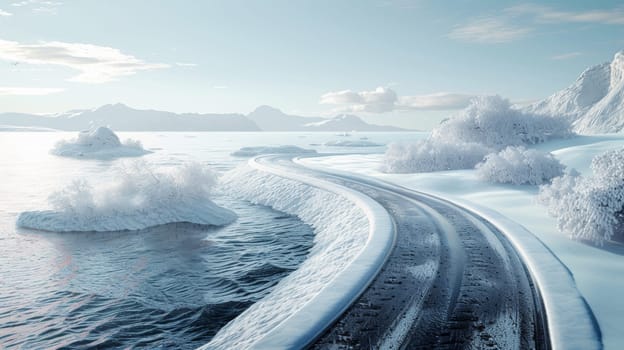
left=247, top=106, right=407, bottom=131
left=0, top=103, right=260, bottom=131
left=247, top=105, right=324, bottom=131
left=0, top=103, right=408, bottom=132
left=526, top=51, right=624, bottom=134
left=303, top=114, right=406, bottom=131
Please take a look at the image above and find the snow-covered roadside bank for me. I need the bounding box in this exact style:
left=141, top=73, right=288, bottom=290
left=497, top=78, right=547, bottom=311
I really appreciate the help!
left=299, top=134, right=624, bottom=349
left=202, top=156, right=394, bottom=349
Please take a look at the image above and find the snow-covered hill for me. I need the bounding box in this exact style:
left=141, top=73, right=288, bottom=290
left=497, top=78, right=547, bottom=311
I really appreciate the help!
left=526, top=51, right=624, bottom=134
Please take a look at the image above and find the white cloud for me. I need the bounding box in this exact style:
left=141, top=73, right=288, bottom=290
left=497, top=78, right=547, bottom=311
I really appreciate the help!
left=0, top=9, right=12, bottom=16
left=507, top=4, right=624, bottom=25
left=213, top=85, right=228, bottom=89
left=12, top=0, right=62, bottom=14
left=450, top=4, right=624, bottom=45
left=448, top=18, right=531, bottom=44
left=0, top=38, right=169, bottom=83
left=320, top=87, right=475, bottom=113
left=320, top=87, right=398, bottom=113
left=551, top=52, right=582, bottom=60
left=176, top=62, right=198, bottom=67
left=0, top=86, right=64, bottom=95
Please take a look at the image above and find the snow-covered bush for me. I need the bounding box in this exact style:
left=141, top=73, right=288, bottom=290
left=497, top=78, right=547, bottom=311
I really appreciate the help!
left=383, top=95, right=573, bottom=174
left=538, top=148, right=624, bottom=245
left=432, top=96, right=573, bottom=149
left=476, top=146, right=565, bottom=185
left=383, top=139, right=491, bottom=173
left=51, top=126, right=150, bottom=159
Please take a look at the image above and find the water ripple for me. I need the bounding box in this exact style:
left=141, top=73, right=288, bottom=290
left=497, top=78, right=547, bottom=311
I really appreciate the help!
left=0, top=197, right=314, bottom=349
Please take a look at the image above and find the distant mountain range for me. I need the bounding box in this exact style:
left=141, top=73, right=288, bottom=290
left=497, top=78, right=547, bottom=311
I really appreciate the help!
left=526, top=51, right=624, bottom=134
left=0, top=103, right=408, bottom=132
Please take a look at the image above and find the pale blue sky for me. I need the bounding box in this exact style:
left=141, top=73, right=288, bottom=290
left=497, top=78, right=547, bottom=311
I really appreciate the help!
left=1, top=0, right=624, bottom=129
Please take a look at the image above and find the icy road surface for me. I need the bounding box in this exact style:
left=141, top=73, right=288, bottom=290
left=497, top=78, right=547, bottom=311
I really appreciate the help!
left=256, top=155, right=551, bottom=350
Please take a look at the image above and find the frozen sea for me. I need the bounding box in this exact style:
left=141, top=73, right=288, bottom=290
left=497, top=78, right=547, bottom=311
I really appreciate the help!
left=0, top=131, right=421, bottom=349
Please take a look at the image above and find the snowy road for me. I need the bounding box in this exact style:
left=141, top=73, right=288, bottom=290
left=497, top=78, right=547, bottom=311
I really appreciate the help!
left=255, top=155, right=550, bottom=349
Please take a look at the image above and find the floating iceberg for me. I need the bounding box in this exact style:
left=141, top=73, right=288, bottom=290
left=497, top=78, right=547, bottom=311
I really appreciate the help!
left=17, top=162, right=236, bottom=232
left=51, top=126, right=151, bottom=159
left=324, top=140, right=383, bottom=147
left=230, top=145, right=316, bottom=157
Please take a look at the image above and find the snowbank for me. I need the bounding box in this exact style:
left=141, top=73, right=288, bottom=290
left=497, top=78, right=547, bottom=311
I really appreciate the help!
left=384, top=96, right=572, bottom=173
left=476, top=146, right=565, bottom=185
left=230, top=145, right=316, bottom=157
left=17, top=162, right=236, bottom=232
left=324, top=140, right=383, bottom=147
left=51, top=126, right=150, bottom=159
left=539, top=148, right=624, bottom=245
left=203, top=157, right=393, bottom=349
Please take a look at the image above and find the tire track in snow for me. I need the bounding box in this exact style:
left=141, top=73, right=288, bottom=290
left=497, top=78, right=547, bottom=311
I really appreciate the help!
left=257, top=155, right=550, bottom=350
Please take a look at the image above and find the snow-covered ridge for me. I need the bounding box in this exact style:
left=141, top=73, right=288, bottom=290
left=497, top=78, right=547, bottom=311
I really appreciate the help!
left=230, top=145, right=316, bottom=157
left=527, top=50, right=624, bottom=134
left=204, top=156, right=394, bottom=349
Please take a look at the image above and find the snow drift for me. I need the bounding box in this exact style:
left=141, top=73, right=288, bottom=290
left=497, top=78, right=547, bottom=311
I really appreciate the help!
left=476, top=146, right=565, bottom=185
left=51, top=126, right=150, bottom=159
left=384, top=96, right=571, bottom=173
left=204, top=159, right=393, bottom=349
left=17, top=161, right=236, bottom=232
left=539, top=148, right=624, bottom=245
left=230, top=145, right=316, bottom=157
left=527, top=50, right=624, bottom=134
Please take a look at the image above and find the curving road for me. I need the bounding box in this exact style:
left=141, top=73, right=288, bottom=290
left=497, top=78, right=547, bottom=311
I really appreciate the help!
left=256, top=155, right=550, bottom=350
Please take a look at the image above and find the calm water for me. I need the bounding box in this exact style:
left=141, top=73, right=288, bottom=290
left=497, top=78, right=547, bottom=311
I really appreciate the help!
left=0, top=131, right=422, bottom=349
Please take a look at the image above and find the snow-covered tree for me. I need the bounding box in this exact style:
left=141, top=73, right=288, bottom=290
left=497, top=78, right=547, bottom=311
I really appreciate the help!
left=383, top=139, right=491, bottom=173
left=476, top=146, right=565, bottom=185
left=383, top=95, right=573, bottom=173
left=538, top=148, right=624, bottom=245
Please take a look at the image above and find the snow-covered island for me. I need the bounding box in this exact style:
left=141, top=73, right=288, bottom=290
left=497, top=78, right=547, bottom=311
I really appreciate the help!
left=231, top=145, right=317, bottom=157
left=51, top=126, right=151, bottom=159
left=17, top=162, right=236, bottom=232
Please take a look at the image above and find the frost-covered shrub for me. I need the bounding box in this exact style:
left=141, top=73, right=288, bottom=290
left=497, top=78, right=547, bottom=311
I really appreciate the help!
left=432, top=96, right=573, bottom=149
left=476, top=146, right=565, bottom=185
left=383, top=95, right=573, bottom=174
left=383, top=139, right=491, bottom=173
left=538, top=148, right=624, bottom=245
